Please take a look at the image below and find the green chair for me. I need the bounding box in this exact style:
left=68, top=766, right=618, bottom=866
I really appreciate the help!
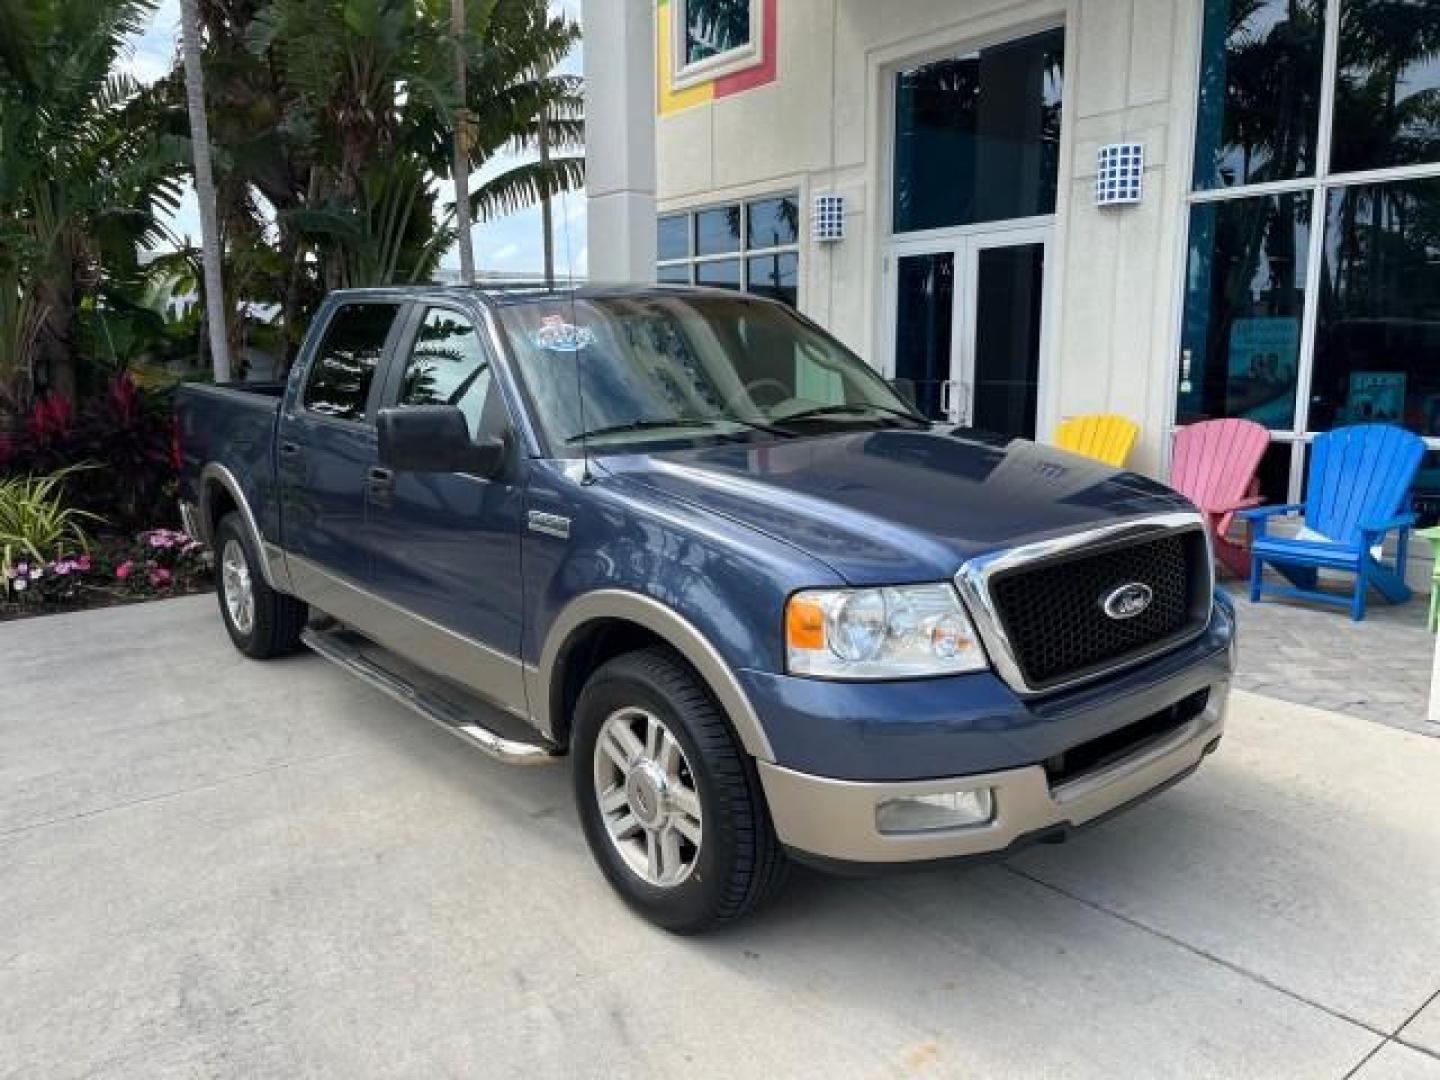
left=1418, top=526, right=1440, bottom=632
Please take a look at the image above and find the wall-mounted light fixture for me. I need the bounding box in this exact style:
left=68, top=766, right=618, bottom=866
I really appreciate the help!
left=1095, top=143, right=1143, bottom=207
left=813, top=193, right=845, bottom=242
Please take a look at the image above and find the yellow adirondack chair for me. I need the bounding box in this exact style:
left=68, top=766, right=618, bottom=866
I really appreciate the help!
left=1053, top=413, right=1140, bottom=467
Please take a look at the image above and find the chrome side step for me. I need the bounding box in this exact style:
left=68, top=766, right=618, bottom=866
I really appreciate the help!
left=301, top=626, right=561, bottom=765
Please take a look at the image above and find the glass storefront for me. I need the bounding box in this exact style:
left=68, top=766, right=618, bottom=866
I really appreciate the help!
left=1181, top=0, right=1440, bottom=518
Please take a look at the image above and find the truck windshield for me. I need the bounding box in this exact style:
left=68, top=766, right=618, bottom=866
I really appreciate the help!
left=495, top=294, right=924, bottom=452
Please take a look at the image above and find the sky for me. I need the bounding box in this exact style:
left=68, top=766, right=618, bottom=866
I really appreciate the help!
left=126, top=0, right=588, bottom=277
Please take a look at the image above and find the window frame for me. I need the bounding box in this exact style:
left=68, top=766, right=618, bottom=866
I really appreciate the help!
left=378, top=300, right=520, bottom=446
left=656, top=191, right=801, bottom=307
left=669, top=0, right=763, bottom=91
left=297, top=298, right=407, bottom=428
left=1175, top=0, right=1440, bottom=503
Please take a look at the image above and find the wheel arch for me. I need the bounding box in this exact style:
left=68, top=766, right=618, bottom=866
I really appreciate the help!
left=199, top=464, right=287, bottom=592
left=534, top=590, right=774, bottom=762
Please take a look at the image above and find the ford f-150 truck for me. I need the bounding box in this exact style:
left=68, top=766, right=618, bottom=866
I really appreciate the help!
left=177, top=284, right=1233, bottom=933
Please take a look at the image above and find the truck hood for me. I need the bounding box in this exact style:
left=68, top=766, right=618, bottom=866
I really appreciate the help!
left=598, top=429, right=1193, bottom=585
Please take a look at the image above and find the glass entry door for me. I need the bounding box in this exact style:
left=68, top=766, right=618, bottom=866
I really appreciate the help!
left=889, top=228, right=1049, bottom=439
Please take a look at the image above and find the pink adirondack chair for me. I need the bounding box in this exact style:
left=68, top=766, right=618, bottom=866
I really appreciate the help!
left=1170, top=419, right=1270, bottom=577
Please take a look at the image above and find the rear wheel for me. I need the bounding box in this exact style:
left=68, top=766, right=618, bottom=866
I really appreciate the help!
left=215, top=512, right=308, bottom=659
left=573, top=647, right=787, bottom=933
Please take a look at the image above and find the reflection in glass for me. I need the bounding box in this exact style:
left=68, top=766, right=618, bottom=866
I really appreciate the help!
left=497, top=295, right=911, bottom=452
left=746, top=251, right=798, bottom=307
left=1253, top=437, right=1295, bottom=508
left=696, top=259, right=742, bottom=290
left=657, top=263, right=691, bottom=285
left=892, top=252, right=955, bottom=421
left=684, top=0, right=750, bottom=65
left=1414, top=450, right=1440, bottom=527
left=399, top=309, right=493, bottom=437
left=1192, top=0, right=1324, bottom=190
left=1178, top=194, right=1311, bottom=429
left=658, top=214, right=690, bottom=261
left=302, top=303, right=399, bottom=421
left=972, top=244, right=1044, bottom=440
left=695, top=205, right=742, bottom=255
left=746, top=196, right=800, bottom=248
left=1332, top=0, right=1440, bottom=173
left=893, top=28, right=1064, bottom=233
left=1311, top=177, right=1440, bottom=432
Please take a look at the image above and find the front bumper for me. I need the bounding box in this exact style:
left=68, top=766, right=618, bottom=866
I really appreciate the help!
left=759, top=680, right=1226, bottom=864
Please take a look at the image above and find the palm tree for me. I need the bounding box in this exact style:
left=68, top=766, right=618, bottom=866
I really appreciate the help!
left=179, top=0, right=232, bottom=382
left=451, top=0, right=477, bottom=283
left=0, top=0, right=185, bottom=405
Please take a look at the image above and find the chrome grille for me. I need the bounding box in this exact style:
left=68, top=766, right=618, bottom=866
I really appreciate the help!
left=956, top=515, right=1212, bottom=696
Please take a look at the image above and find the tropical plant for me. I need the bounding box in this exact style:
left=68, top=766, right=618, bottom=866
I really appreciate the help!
left=174, top=0, right=583, bottom=367
left=0, top=0, right=188, bottom=406
left=0, top=465, right=101, bottom=563
left=0, top=373, right=180, bottom=532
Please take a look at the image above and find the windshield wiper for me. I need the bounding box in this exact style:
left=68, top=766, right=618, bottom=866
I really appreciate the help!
left=773, top=402, right=928, bottom=427
left=565, top=418, right=721, bottom=444
left=566, top=414, right=800, bottom=446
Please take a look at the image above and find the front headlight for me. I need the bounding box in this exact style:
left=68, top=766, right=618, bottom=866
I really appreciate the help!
left=785, top=583, right=988, bottom=679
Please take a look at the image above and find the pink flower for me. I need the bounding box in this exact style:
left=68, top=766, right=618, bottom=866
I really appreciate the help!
left=76, top=555, right=92, bottom=572
left=149, top=567, right=172, bottom=588
left=115, top=561, right=133, bottom=581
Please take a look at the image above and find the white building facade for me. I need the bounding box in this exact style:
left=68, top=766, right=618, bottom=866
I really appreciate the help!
left=588, top=0, right=1440, bottom=517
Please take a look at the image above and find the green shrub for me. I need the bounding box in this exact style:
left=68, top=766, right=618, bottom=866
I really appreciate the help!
left=0, top=465, right=101, bottom=563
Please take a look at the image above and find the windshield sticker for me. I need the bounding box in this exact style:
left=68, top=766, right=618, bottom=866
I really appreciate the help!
left=534, top=315, right=595, bottom=353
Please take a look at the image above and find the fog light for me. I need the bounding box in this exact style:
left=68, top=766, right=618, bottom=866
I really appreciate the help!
left=875, top=789, right=994, bottom=835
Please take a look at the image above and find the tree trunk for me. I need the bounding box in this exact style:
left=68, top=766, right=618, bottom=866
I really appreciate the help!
left=180, top=0, right=232, bottom=383
left=452, top=0, right=475, bottom=284
left=34, top=271, right=76, bottom=403
left=540, top=102, right=554, bottom=287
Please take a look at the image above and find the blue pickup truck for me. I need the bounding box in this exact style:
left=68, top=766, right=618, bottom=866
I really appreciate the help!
left=177, top=284, right=1233, bottom=932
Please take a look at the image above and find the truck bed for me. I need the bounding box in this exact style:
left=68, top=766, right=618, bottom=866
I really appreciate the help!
left=175, top=381, right=286, bottom=545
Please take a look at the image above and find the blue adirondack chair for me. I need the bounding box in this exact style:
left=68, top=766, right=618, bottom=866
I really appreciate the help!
left=1241, top=424, right=1425, bottom=622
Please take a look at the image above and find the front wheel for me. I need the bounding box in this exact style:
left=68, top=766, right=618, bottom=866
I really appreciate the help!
left=573, top=647, right=787, bottom=933
left=214, top=512, right=308, bottom=659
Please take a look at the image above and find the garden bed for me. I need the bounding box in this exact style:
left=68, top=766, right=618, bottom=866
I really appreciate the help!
left=1, top=529, right=212, bottom=621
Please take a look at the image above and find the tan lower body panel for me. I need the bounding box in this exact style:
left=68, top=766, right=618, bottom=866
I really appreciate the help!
left=758, top=684, right=1227, bottom=863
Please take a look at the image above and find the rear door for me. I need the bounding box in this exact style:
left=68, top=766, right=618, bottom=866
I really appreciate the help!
left=363, top=302, right=528, bottom=713
left=277, top=299, right=404, bottom=596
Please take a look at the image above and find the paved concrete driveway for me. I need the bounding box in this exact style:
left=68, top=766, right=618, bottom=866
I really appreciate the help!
left=4, top=596, right=1440, bottom=1079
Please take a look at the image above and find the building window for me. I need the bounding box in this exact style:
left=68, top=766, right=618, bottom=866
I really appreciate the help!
left=656, top=193, right=800, bottom=307
left=671, top=0, right=761, bottom=87
left=1181, top=0, right=1440, bottom=517
left=892, top=27, right=1065, bottom=234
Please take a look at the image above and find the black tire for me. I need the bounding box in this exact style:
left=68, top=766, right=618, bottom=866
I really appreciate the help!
left=214, top=512, right=308, bottom=659
left=573, top=647, right=788, bottom=933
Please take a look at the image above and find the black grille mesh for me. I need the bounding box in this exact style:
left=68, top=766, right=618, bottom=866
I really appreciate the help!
left=989, top=531, right=1204, bottom=691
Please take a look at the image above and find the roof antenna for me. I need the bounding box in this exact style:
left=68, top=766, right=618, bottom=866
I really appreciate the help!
left=556, top=185, right=595, bottom=484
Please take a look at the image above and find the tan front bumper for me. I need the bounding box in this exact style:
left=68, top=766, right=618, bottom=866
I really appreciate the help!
left=758, top=684, right=1227, bottom=864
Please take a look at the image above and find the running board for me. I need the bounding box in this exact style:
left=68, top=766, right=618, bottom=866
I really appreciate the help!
left=301, top=626, right=561, bottom=765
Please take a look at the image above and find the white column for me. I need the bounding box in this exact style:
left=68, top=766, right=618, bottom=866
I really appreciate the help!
left=582, top=0, right=657, bottom=283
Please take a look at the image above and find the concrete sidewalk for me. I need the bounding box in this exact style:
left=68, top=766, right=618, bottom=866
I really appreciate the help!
left=3, top=595, right=1440, bottom=1079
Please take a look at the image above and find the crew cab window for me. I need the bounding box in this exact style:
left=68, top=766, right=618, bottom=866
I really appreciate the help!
left=398, top=308, right=494, bottom=437
left=301, top=303, right=400, bottom=421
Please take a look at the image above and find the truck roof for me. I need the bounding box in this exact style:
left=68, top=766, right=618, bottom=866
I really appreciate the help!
left=325, top=281, right=759, bottom=309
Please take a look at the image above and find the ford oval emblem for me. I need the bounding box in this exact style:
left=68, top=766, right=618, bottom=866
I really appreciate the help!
left=1101, top=582, right=1153, bottom=620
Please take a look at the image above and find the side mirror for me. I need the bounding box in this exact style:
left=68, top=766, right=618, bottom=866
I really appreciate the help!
left=376, top=405, right=507, bottom=479
left=889, top=377, right=918, bottom=409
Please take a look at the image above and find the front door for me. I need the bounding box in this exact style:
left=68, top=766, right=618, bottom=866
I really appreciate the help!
left=364, top=303, right=528, bottom=715
left=888, top=228, right=1049, bottom=439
